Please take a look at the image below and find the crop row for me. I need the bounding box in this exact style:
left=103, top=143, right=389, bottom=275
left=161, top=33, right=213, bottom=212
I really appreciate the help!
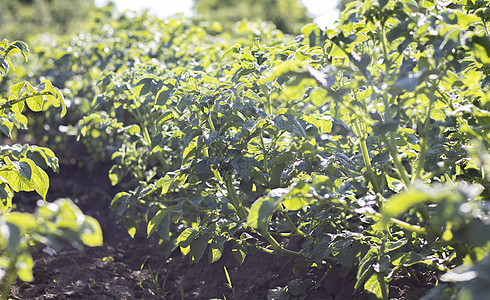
left=1, top=0, right=490, bottom=299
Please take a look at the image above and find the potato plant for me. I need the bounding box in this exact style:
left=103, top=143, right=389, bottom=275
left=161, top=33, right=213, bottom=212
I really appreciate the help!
left=71, top=0, right=490, bottom=298
left=0, top=39, right=102, bottom=299
left=13, top=10, right=284, bottom=166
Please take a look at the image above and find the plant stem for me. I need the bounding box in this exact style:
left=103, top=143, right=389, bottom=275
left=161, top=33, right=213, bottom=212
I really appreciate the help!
left=0, top=91, right=54, bottom=111
left=280, top=205, right=313, bottom=240
left=377, top=25, right=411, bottom=187
left=225, top=175, right=248, bottom=221
left=412, top=81, right=439, bottom=182
left=140, top=113, right=169, bottom=171
left=261, top=230, right=304, bottom=258
left=353, top=121, right=381, bottom=194
left=365, top=212, right=427, bottom=235
left=381, top=133, right=411, bottom=186
left=0, top=254, right=16, bottom=300
left=260, top=131, right=269, bottom=173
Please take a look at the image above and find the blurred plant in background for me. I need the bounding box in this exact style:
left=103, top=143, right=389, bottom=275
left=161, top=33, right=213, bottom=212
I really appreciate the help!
left=193, top=0, right=312, bottom=33
left=0, top=0, right=100, bottom=41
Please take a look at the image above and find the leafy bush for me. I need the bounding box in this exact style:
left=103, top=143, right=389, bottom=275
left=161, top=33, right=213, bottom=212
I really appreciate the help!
left=0, top=39, right=102, bottom=299
left=7, top=12, right=285, bottom=169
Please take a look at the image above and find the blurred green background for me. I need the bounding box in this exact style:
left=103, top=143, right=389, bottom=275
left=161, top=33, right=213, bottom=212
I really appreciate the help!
left=0, top=0, right=353, bottom=41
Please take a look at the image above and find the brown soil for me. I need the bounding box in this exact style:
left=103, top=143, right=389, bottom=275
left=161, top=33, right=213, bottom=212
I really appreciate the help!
left=8, top=157, right=437, bottom=299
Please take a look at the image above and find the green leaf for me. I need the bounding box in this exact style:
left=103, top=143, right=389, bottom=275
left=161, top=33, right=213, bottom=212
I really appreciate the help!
left=471, top=35, right=490, bottom=64
left=16, top=253, right=33, bottom=282
left=209, top=236, right=227, bottom=263
left=177, top=228, right=199, bottom=248
left=159, top=173, right=175, bottom=195
left=262, top=61, right=304, bottom=82
left=10, top=158, right=32, bottom=181
left=364, top=273, right=388, bottom=299
left=27, top=147, right=59, bottom=173
left=0, top=183, right=13, bottom=214
left=135, top=75, right=159, bottom=97
left=12, top=41, right=29, bottom=62
left=329, top=44, right=348, bottom=58
left=121, top=124, right=140, bottom=135
left=148, top=209, right=165, bottom=237
left=156, top=87, right=172, bottom=105
left=312, top=239, right=332, bottom=265
left=0, top=119, right=14, bottom=137
left=190, top=232, right=210, bottom=263
left=4, top=222, right=21, bottom=251
left=381, top=187, right=430, bottom=226
left=274, top=114, right=307, bottom=139
left=5, top=164, right=34, bottom=194
left=392, top=251, right=429, bottom=267
left=24, top=158, right=49, bottom=200
left=81, top=216, right=103, bottom=247
left=9, top=81, right=27, bottom=97
left=282, top=196, right=312, bottom=211
left=11, top=100, right=25, bottom=115
left=282, top=181, right=313, bottom=210
left=6, top=212, right=37, bottom=230
left=338, top=245, right=354, bottom=268
left=385, top=238, right=407, bottom=252
left=231, top=240, right=247, bottom=264
left=222, top=43, right=241, bottom=57
left=247, top=197, right=278, bottom=230
left=127, top=227, right=136, bottom=238
left=25, top=94, right=44, bottom=112
left=53, top=87, right=66, bottom=117
left=356, top=248, right=378, bottom=292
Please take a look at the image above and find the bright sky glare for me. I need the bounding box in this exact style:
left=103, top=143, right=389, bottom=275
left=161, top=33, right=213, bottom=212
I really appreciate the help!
left=94, top=0, right=340, bottom=29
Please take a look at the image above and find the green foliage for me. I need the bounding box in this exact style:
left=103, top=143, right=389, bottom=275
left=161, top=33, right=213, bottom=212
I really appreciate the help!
left=16, top=0, right=490, bottom=298
left=0, top=39, right=102, bottom=299
left=0, top=39, right=65, bottom=212
left=0, top=0, right=99, bottom=41
left=0, top=198, right=103, bottom=298
left=337, top=0, right=355, bottom=11
left=193, top=0, right=312, bottom=33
